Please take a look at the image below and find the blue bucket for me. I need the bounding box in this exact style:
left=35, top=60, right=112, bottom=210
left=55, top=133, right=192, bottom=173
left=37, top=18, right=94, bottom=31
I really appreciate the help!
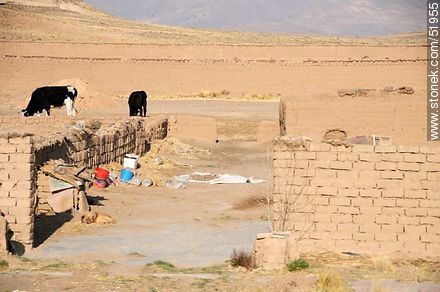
left=120, top=168, right=134, bottom=182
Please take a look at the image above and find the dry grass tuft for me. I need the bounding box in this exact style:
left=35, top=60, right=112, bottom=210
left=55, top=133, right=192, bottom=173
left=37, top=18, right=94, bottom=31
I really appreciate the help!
left=150, top=91, right=280, bottom=101
left=232, top=195, right=267, bottom=210
left=230, top=249, right=256, bottom=270
left=372, top=256, right=395, bottom=274
left=372, top=282, right=387, bottom=292
left=313, top=271, right=351, bottom=292
left=196, top=89, right=231, bottom=98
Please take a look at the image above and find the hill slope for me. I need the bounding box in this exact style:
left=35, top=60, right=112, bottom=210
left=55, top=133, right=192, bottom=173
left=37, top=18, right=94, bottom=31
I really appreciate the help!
left=85, top=0, right=425, bottom=36
left=0, top=0, right=426, bottom=45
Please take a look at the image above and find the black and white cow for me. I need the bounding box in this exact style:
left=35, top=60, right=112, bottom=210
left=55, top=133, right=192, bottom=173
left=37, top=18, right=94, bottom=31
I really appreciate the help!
left=128, top=91, right=147, bottom=117
left=22, top=85, right=78, bottom=117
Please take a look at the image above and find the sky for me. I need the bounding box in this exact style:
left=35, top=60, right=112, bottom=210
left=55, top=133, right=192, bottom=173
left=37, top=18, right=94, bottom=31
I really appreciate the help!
left=85, top=0, right=426, bottom=36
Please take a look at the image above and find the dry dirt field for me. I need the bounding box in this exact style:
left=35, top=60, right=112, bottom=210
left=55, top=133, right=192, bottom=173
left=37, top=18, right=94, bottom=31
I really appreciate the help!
left=0, top=1, right=438, bottom=291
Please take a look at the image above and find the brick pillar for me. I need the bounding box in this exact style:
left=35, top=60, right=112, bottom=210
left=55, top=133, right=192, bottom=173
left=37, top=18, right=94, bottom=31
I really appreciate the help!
left=0, top=133, right=36, bottom=250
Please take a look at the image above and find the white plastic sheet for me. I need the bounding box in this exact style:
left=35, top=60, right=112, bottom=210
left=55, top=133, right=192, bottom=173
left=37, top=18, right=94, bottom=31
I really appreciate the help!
left=174, top=172, right=265, bottom=185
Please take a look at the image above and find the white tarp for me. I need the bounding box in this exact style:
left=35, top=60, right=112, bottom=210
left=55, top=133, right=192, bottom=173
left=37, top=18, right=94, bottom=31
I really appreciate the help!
left=174, top=172, right=265, bottom=185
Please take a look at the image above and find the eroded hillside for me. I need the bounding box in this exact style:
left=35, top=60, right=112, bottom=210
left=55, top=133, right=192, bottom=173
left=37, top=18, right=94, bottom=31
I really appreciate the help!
left=0, top=0, right=426, bottom=45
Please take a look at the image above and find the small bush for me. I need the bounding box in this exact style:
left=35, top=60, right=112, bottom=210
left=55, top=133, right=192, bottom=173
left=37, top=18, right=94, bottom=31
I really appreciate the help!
left=287, top=259, right=309, bottom=271
left=41, top=261, right=71, bottom=270
left=0, top=259, right=9, bottom=269
left=220, top=89, right=230, bottom=96
left=230, top=249, right=255, bottom=270
left=146, top=260, right=176, bottom=271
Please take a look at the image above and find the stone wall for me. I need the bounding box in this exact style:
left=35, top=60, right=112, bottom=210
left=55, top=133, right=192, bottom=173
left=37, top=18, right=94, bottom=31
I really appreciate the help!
left=0, top=117, right=168, bottom=250
left=272, top=136, right=440, bottom=258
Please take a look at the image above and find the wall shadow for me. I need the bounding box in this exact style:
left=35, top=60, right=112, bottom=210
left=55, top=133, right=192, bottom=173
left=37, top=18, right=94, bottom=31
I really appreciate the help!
left=33, top=212, right=73, bottom=248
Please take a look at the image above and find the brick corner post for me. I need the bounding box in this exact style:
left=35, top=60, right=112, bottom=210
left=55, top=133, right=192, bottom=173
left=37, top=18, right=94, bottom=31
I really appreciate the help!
left=0, top=132, right=36, bottom=252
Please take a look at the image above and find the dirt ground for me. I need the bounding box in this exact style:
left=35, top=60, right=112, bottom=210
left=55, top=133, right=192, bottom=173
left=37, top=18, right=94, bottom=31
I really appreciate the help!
left=0, top=44, right=427, bottom=145
left=0, top=1, right=438, bottom=291
left=1, top=139, right=440, bottom=291
left=29, top=139, right=272, bottom=266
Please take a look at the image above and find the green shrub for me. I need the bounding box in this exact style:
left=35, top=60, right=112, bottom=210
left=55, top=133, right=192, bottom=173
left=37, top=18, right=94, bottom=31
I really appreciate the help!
left=0, top=259, right=9, bottom=269
left=287, top=259, right=309, bottom=271
left=146, top=260, right=176, bottom=271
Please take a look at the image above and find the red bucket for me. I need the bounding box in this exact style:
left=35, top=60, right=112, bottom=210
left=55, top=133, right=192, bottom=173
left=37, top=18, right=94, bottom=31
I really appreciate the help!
left=93, top=179, right=109, bottom=189
left=95, top=167, right=110, bottom=180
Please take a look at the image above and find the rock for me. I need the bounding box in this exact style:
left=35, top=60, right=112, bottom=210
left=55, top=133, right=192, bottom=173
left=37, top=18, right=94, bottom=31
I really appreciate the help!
left=165, top=180, right=185, bottom=190
left=338, top=89, right=375, bottom=97
left=354, top=89, right=371, bottom=96
left=397, top=86, right=414, bottom=95
left=323, top=129, right=347, bottom=146
left=128, top=177, right=142, bottom=186
left=141, top=178, right=153, bottom=187
left=338, top=89, right=356, bottom=97
left=154, top=157, right=164, bottom=166
left=383, top=86, right=394, bottom=93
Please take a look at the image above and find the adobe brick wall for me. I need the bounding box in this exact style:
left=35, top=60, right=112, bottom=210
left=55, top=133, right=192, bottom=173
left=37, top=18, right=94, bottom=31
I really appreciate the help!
left=167, top=115, right=278, bottom=144
left=0, top=133, right=36, bottom=248
left=279, top=95, right=427, bottom=146
left=0, top=117, right=168, bottom=250
left=272, top=136, right=440, bottom=259
left=34, top=117, right=168, bottom=167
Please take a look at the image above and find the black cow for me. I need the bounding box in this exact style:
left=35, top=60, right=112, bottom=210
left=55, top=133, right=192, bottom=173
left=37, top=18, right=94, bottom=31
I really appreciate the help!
left=128, top=91, right=147, bottom=117
left=22, top=86, right=78, bottom=117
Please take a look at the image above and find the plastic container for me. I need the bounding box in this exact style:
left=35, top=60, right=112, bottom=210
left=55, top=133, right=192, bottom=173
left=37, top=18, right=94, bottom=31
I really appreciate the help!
left=95, top=168, right=110, bottom=180
left=123, top=154, right=139, bottom=170
left=120, top=168, right=134, bottom=182
left=93, top=179, right=109, bottom=189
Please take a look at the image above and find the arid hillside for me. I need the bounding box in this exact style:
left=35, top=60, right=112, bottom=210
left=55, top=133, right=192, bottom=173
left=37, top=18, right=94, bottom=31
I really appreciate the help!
left=0, top=0, right=426, bottom=45
left=85, top=0, right=425, bottom=36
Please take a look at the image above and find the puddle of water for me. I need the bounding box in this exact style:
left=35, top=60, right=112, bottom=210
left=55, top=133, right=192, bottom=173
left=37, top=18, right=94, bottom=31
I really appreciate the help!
left=29, top=221, right=270, bottom=268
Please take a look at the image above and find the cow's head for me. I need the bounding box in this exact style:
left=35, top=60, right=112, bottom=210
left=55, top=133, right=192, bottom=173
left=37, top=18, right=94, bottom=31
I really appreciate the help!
left=67, top=85, right=78, bottom=99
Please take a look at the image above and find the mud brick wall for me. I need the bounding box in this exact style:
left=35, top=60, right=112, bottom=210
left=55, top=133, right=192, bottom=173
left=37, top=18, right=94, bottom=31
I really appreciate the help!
left=0, top=133, right=36, bottom=248
left=34, top=117, right=168, bottom=215
left=0, top=117, right=168, bottom=250
left=34, top=117, right=168, bottom=167
left=272, top=136, right=440, bottom=258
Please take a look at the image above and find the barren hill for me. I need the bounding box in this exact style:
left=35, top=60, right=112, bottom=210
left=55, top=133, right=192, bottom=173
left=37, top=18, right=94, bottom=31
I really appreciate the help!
left=85, top=0, right=425, bottom=37
left=0, top=0, right=426, bottom=45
